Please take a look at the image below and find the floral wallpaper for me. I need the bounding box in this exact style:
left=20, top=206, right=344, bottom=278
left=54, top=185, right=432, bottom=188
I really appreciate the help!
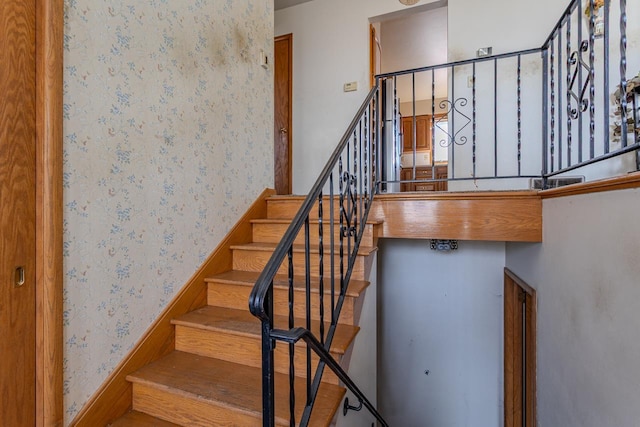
left=62, top=0, right=273, bottom=422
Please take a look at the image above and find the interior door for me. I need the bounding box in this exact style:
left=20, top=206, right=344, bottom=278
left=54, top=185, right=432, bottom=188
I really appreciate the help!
left=0, top=0, right=37, bottom=424
left=274, top=33, right=292, bottom=194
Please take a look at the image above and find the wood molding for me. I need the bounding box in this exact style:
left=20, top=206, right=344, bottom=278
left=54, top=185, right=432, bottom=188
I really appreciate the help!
left=70, top=188, right=276, bottom=426
left=541, top=171, right=640, bottom=199
left=504, top=268, right=536, bottom=427
left=370, top=192, right=542, bottom=242
left=35, top=0, right=64, bottom=424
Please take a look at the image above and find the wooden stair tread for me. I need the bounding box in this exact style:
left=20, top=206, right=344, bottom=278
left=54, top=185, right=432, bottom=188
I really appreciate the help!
left=108, top=411, right=181, bottom=426
left=205, top=269, right=369, bottom=298
left=229, top=241, right=377, bottom=256
left=172, top=306, right=359, bottom=355
left=127, top=351, right=345, bottom=426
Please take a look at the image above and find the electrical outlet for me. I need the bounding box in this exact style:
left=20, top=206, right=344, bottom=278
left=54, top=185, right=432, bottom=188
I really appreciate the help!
left=467, top=76, right=474, bottom=88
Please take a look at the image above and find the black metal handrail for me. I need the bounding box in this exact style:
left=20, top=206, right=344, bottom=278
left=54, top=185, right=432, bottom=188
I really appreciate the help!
left=249, top=83, right=386, bottom=426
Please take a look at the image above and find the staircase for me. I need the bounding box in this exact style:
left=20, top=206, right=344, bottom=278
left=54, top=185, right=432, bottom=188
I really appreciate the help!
left=108, top=195, right=381, bottom=426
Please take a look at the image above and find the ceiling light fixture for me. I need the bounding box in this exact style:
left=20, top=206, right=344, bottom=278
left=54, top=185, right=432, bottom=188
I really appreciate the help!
left=399, top=0, right=419, bottom=5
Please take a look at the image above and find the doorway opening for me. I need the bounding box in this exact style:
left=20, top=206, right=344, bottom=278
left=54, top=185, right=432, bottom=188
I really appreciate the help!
left=369, top=1, right=449, bottom=193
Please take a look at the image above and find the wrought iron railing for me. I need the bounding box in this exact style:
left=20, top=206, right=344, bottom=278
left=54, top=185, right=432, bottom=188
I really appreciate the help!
left=249, top=0, right=638, bottom=425
left=377, top=0, right=638, bottom=192
left=249, top=85, right=387, bottom=426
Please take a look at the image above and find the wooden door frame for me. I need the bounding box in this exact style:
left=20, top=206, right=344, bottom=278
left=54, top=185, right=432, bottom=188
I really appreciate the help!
left=274, top=33, right=292, bottom=194
left=35, top=0, right=64, bottom=424
left=504, top=268, right=536, bottom=427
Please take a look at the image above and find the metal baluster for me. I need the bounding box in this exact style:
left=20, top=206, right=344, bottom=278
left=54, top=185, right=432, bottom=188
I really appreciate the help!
left=304, top=217, right=311, bottom=405
left=412, top=72, right=417, bottom=181
left=517, top=54, right=522, bottom=176
left=287, top=247, right=295, bottom=427
left=567, top=15, right=573, bottom=166
left=317, top=193, right=324, bottom=346
left=364, top=107, right=369, bottom=208
left=588, top=0, right=596, bottom=158
left=578, top=2, right=584, bottom=162
left=339, top=156, right=345, bottom=298
left=542, top=49, right=550, bottom=179
left=329, top=173, right=335, bottom=326
left=452, top=65, right=456, bottom=179
left=603, top=0, right=610, bottom=153
left=262, top=287, right=275, bottom=427
left=431, top=69, right=436, bottom=176
left=353, top=128, right=358, bottom=259
left=551, top=36, right=556, bottom=170
left=494, top=59, right=498, bottom=177
left=558, top=30, right=564, bottom=169
left=473, top=62, right=477, bottom=178
left=374, top=88, right=379, bottom=193
left=620, top=0, right=628, bottom=147
left=359, top=118, right=363, bottom=225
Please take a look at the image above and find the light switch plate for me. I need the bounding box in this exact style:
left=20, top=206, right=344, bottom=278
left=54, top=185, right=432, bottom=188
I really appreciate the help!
left=343, top=81, right=358, bottom=92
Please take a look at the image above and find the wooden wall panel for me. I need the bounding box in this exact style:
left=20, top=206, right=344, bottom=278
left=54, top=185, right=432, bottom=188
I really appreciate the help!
left=370, top=192, right=542, bottom=242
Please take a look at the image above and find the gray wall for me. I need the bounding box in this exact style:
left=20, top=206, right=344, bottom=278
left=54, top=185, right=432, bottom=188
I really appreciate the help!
left=506, top=188, right=640, bottom=427
left=377, top=239, right=506, bottom=426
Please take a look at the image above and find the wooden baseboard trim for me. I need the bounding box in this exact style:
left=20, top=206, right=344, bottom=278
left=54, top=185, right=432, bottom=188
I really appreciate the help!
left=70, top=188, right=276, bottom=426
left=541, top=171, right=640, bottom=199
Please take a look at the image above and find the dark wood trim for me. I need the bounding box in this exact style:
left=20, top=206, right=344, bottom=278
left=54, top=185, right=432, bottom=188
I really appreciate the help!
left=35, top=0, right=64, bottom=424
left=274, top=33, right=293, bottom=195
left=70, top=188, right=276, bottom=426
left=541, top=171, right=640, bottom=199
left=504, top=268, right=536, bottom=427
left=369, top=24, right=376, bottom=88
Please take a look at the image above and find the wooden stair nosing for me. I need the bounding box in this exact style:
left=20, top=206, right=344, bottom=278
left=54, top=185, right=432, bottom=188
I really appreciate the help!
left=127, top=351, right=345, bottom=426
left=250, top=218, right=383, bottom=225
left=205, top=270, right=369, bottom=299
left=171, top=305, right=359, bottom=356
left=230, top=241, right=377, bottom=257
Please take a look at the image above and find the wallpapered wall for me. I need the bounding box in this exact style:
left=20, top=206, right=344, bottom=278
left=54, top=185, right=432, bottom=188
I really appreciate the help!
left=63, top=0, right=273, bottom=422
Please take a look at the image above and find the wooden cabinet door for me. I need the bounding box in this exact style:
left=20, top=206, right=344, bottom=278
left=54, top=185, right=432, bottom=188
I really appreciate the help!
left=0, top=0, right=37, bottom=424
left=415, top=115, right=431, bottom=150
left=402, top=115, right=431, bottom=152
left=402, top=117, right=413, bottom=152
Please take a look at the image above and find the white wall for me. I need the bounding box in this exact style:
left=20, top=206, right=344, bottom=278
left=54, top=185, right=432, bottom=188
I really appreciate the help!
left=275, top=0, right=441, bottom=193
left=378, top=239, right=506, bottom=426
left=506, top=188, right=640, bottom=427
left=447, top=0, right=567, bottom=61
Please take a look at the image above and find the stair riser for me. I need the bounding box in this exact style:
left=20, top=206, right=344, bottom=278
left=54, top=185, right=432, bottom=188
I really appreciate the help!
left=232, top=249, right=367, bottom=281
left=174, top=326, right=340, bottom=385
left=132, top=383, right=260, bottom=427
left=207, top=283, right=357, bottom=325
left=252, top=222, right=376, bottom=247
left=267, top=199, right=370, bottom=221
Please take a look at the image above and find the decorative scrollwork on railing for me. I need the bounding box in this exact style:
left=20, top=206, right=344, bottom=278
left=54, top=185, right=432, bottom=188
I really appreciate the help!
left=568, top=40, right=591, bottom=120
left=340, top=171, right=358, bottom=238
left=436, top=98, right=470, bottom=147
